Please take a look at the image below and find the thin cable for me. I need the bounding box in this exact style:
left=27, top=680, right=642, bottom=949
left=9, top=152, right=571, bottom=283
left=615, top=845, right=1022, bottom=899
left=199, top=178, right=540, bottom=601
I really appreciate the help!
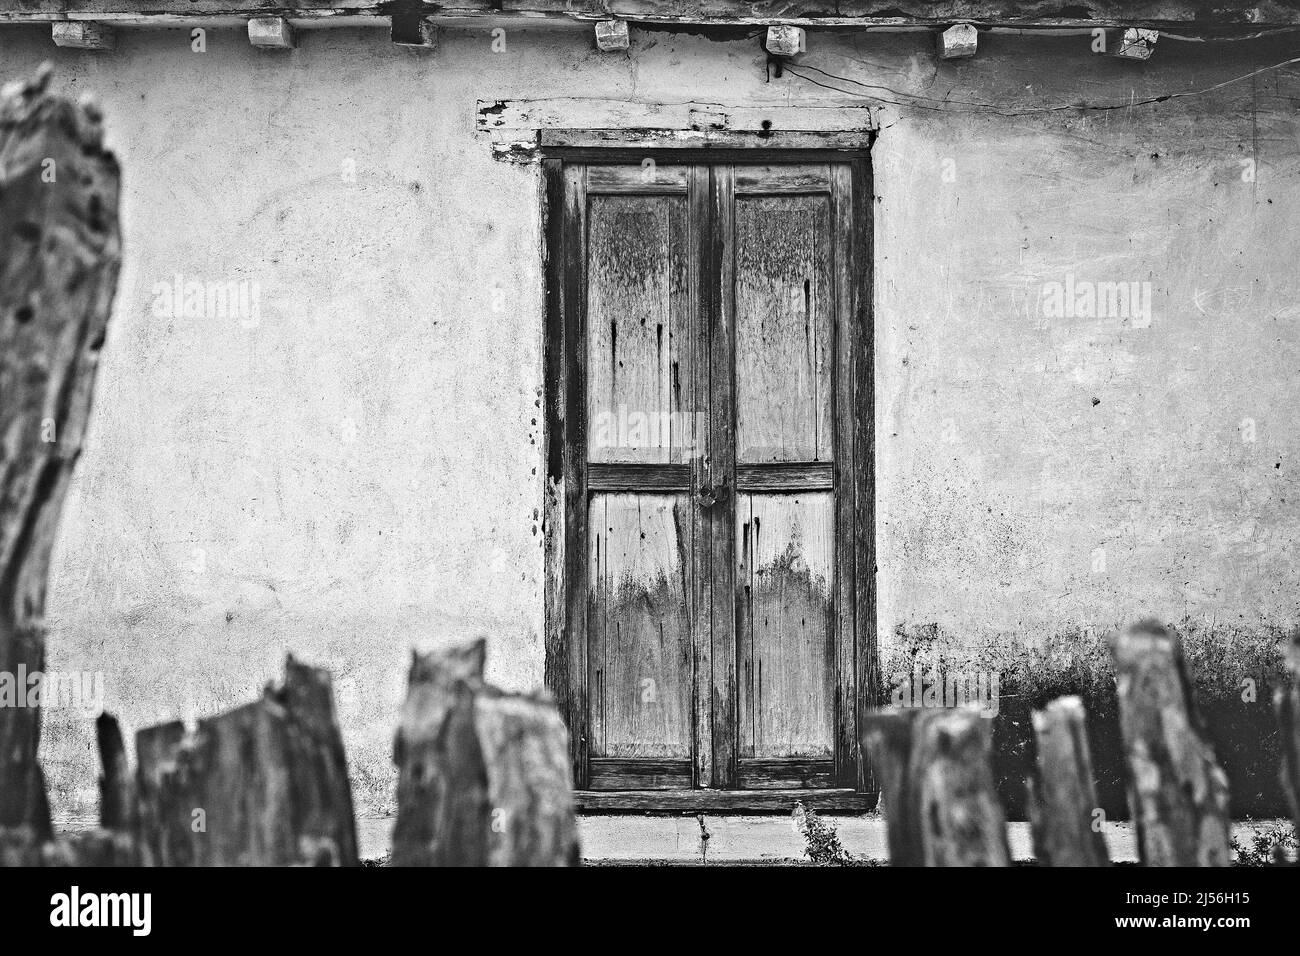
left=783, top=53, right=1300, bottom=116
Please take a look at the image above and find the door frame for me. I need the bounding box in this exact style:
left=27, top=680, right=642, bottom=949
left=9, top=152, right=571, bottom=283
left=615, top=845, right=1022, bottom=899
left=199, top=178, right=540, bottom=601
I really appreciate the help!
left=540, top=133, right=878, bottom=812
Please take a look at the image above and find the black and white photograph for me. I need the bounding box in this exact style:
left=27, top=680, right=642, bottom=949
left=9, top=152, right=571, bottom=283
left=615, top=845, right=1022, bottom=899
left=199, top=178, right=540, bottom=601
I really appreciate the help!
left=0, top=0, right=1294, bottom=937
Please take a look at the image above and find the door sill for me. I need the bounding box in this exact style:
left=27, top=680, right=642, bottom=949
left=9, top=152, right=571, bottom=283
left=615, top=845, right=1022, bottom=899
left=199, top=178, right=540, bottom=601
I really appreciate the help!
left=574, top=788, right=877, bottom=814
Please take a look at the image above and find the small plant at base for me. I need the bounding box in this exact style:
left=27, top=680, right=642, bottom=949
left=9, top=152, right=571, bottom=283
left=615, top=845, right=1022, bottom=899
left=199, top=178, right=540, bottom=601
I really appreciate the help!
left=1230, top=818, right=1296, bottom=866
left=793, top=800, right=853, bottom=865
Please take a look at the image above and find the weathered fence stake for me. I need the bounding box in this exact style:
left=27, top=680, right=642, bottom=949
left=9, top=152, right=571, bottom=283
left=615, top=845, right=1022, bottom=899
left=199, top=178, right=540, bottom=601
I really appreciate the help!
left=864, top=707, right=1010, bottom=866
left=1027, top=696, right=1109, bottom=866
left=1275, top=632, right=1300, bottom=840
left=1111, top=619, right=1232, bottom=866
left=392, top=639, right=579, bottom=866
left=0, top=65, right=121, bottom=843
left=134, top=657, right=358, bottom=866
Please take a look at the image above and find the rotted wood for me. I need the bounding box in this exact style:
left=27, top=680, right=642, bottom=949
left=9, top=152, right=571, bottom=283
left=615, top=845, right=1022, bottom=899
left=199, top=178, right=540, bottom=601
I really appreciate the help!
left=134, top=657, right=358, bottom=866
left=0, top=65, right=121, bottom=839
left=1027, top=696, right=1109, bottom=866
left=864, top=707, right=1010, bottom=866
left=1275, top=631, right=1300, bottom=839
left=392, top=639, right=580, bottom=866
left=1110, top=619, right=1232, bottom=867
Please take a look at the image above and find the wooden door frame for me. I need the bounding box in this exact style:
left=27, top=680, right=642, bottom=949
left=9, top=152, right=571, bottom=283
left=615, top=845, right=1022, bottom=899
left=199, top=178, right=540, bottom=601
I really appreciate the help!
left=540, top=133, right=878, bottom=813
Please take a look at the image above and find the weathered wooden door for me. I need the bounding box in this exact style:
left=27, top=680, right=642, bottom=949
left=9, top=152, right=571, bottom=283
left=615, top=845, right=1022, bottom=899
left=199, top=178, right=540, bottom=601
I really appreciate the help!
left=554, top=158, right=868, bottom=796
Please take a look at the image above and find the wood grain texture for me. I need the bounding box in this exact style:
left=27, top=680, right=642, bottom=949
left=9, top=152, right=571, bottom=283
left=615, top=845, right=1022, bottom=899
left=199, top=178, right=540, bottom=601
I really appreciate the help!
left=1027, top=696, right=1109, bottom=866
left=393, top=640, right=579, bottom=866
left=586, top=191, right=691, bottom=464
left=737, top=492, right=834, bottom=759
left=734, top=190, right=832, bottom=463
left=864, top=708, right=1010, bottom=866
left=1110, top=620, right=1232, bottom=867
left=0, top=66, right=120, bottom=837
left=134, top=657, right=358, bottom=867
left=587, top=493, right=692, bottom=762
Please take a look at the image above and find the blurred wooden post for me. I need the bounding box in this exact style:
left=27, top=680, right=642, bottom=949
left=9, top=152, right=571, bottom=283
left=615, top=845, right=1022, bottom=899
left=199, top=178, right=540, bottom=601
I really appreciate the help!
left=134, top=657, right=358, bottom=866
left=0, top=64, right=120, bottom=841
left=864, top=707, right=1010, bottom=866
left=1027, top=696, right=1109, bottom=866
left=392, top=639, right=580, bottom=866
left=862, top=710, right=923, bottom=865
left=1111, top=619, right=1232, bottom=866
left=1275, top=633, right=1300, bottom=839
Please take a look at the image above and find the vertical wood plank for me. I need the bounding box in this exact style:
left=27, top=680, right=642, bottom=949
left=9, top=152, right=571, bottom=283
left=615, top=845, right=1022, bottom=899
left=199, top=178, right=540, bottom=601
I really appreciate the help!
left=688, top=163, right=712, bottom=788
left=737, top=493, right=835, bottom=758
left=734, top=192, right=833, bottom=463
left=710, top=164, right=737, bottom=788
left=586, top=192, right=690, bottom=464
left=541, top=157, right=574, bottom=786
left=830, top=163, right=859, bottom=788
left=851, top=156, right=878, bottom=792
left=561, top=164, right=590, bottom=788
left=587, top=494, right=692, bottom=758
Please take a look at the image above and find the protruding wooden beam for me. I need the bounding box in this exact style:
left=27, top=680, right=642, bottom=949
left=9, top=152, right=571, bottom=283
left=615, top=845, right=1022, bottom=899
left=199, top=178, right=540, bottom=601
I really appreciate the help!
left=765, top=25, right=805, bottom=56
left=594, top=19, right=629, bottom=52
left=1111, top=619, right=1232, bottom=866
left=248, top=16, right=295, bottom=50
left=391, top=5, right=437, bottom=49
left=938, top=22, right=978, bottom=58
left=1027, top=696, right=1109, bottom=866
left=1114, top=27, right=1158, bottom=59
left=51, top=22, right=116, bottom=50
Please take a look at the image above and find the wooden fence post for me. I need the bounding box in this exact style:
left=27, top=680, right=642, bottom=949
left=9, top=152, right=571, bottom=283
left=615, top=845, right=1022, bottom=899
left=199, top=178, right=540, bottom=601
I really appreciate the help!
left=0, top=64, right=121, bottom=840
left=1111, top=619, right=1232, bottom=866
left=134, top=657, right=358, bottom=866
left=862, top=710, right=923, bottom=865
left=1275, top=632, right=1300, bottom=840
left=864, top=707, right=1010, bottom=866
left=392, top=639, right=580, bottom=866
left=1027, top=696, right=1109, bottom=866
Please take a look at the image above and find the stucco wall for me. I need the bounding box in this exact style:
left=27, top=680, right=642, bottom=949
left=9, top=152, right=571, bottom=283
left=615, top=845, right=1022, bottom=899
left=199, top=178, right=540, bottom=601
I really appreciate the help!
left=4, top=22, right=1296, bottom=818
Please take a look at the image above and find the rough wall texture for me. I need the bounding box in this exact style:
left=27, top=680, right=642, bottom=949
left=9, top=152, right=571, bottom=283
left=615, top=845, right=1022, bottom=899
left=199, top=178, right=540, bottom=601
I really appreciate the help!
left=1, top=23, right=1294, bottom=818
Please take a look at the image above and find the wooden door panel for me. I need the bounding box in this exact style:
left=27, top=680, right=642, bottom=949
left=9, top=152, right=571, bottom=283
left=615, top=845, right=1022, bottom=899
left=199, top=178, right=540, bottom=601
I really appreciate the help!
left=586, top=193, right=692, bottom=464
left=587, top=493, right=693, bottom=762
left=734, top=193, right=834, bottom=464
left=736, top=492, right=835, bottom=760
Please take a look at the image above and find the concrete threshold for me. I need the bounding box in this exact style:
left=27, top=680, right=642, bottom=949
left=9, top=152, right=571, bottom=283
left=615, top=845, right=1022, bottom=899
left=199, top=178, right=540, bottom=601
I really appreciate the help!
left=355, top=814, right=1144, bottom=865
